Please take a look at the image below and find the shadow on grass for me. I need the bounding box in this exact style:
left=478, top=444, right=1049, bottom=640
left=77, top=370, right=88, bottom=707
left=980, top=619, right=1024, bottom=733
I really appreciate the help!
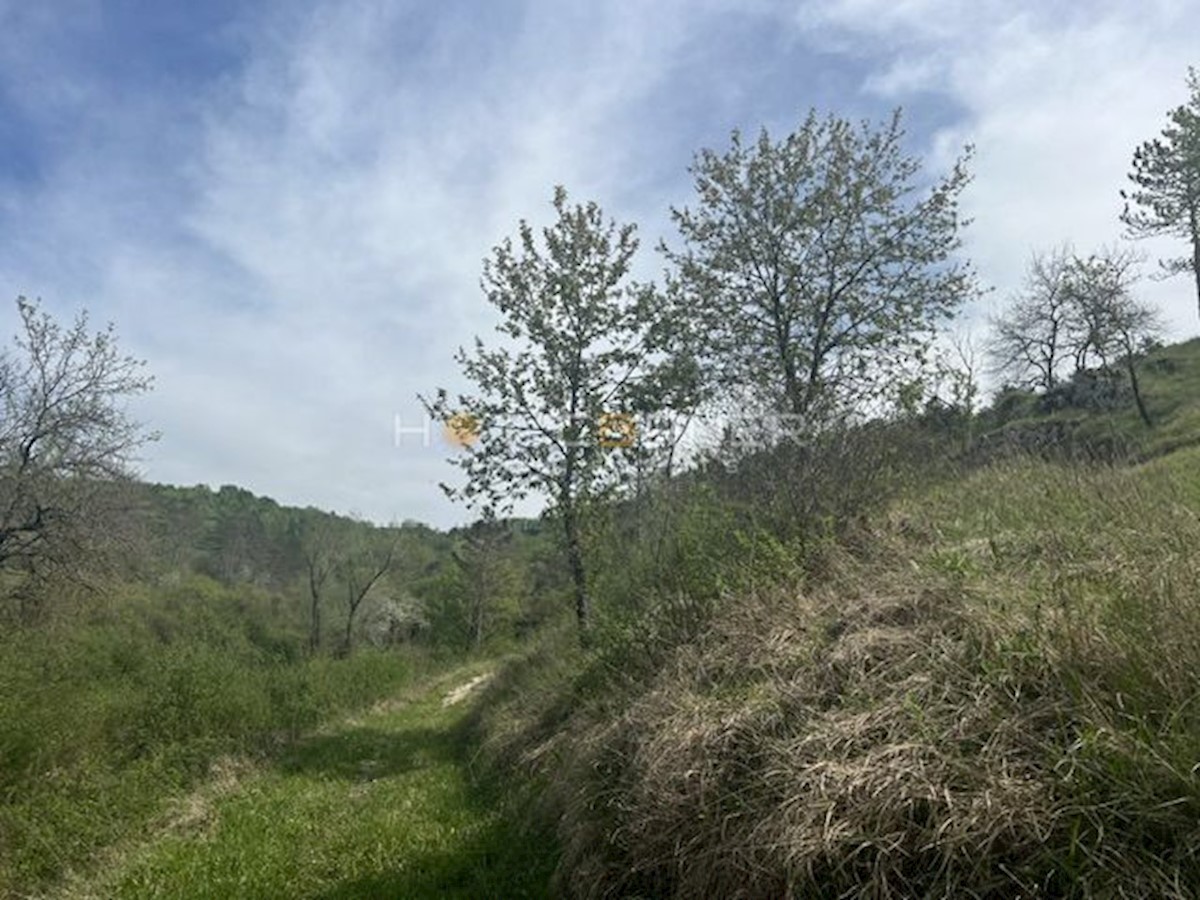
left=279, top=724, right=455, bottom=782
left=313, top=813, right=556, bottom=900
left=279, top=707, right=559, bottom=898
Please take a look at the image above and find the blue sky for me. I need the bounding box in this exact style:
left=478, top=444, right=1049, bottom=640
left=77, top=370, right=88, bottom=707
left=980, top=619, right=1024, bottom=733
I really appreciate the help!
left=0, top=0, right=1196, bottom=527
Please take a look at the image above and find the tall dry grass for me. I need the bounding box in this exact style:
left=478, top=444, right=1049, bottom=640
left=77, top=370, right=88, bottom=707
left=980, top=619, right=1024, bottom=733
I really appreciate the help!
left=468, top=449, right=1200, bottom=897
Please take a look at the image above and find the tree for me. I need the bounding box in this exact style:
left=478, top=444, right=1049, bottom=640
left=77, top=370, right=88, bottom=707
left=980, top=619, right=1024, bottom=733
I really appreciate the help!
left=296, top=513, right=339, bottom=654
left=1066, top=249, right=1161, bottom=427
left=989, top=247, right=1162, bottom=425
left=424, top=187, right=693, bottom=638
left=1121, top=67, right=1200, bottom=319
left=0, top=297, right=154, bottom=610
left=419, top=515, right=519, bottom=651
left=663, top=108, right=976, bottom=428
left=451, top=515, right=515, bottom=650
left=337, top=526, right=396, bottom=655
left=920, top=330, right=983, bottom=452
left=988, top=246, right=1079, bottom=391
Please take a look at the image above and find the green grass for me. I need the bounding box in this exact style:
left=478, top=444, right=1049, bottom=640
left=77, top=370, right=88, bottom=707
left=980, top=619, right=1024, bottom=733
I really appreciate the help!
left=0, top=577, right=439, bottom=898
left=465, top=440, right=1200, bottom=896
left=71, top=666, right=555, bottom=900
left=979, top=336, right=1200, bottom=459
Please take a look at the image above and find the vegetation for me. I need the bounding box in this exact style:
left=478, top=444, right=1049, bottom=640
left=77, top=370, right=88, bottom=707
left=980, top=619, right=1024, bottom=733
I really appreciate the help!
left=7, top=76, right=1200, bottom=897
left=468, top=446, right=1200, bottom=897
left=0, top=297, right=154, bottom=620
left=0, top=576, right=426, bottom=895
left=664, top=108, right=976, bottom=425
left=1121, top=66, right=1200, bottom=318
left=0, top=452, right=547, bottom=896
left=989, top=245, right=1162, bottom=426
left=79, top=666, right=555, bottom=899
left=435, top=90, right=1200, bottom=896
left=424, top=187, right=695, bottom=637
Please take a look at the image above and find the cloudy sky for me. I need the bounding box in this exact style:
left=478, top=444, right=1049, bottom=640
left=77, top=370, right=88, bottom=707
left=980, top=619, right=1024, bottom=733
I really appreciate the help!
left=0, top=0, right=1196, bottom=527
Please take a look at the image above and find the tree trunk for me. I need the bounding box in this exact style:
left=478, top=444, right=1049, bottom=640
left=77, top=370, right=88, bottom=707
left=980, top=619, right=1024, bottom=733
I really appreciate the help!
left=471, top=571, right=485, bottom=650
left=309, top=592, right=321, bottom=653
left=1126, top=353, right=1153, bottom=428
left=1192, top=212, right=1200, bottom=322
left=562, top=499, right=590, bottom=641
left=306, top=562, right=323, bottom=654
left=780, top=340, right=803, bottom=420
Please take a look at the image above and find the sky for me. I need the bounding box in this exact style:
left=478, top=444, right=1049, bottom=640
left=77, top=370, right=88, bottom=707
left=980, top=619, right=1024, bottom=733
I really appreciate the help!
left=0, top=0, right=1196, bottom=528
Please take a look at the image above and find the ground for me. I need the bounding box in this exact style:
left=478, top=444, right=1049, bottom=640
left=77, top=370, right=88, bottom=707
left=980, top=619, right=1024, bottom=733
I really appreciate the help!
left=51, top=666, right=554, bottom=900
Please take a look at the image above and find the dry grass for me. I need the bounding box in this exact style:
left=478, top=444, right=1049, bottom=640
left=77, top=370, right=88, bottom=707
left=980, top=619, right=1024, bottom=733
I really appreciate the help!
left=471, top=452, right=1200, bottom=898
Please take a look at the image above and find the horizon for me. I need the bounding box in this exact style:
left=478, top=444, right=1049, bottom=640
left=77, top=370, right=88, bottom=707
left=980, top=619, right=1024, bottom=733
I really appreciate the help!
left=1, top=0, right=1197, bottom=527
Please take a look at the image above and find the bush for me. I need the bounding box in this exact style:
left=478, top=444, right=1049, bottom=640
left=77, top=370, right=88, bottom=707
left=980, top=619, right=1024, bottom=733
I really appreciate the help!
left=1040, top=368, right=1128, bottom=413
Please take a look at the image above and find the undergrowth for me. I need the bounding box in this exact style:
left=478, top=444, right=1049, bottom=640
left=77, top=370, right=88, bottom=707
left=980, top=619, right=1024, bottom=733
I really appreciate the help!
left=0, top=576, right=429, bottom=897
left=467, top=447, right=1200, bottom=898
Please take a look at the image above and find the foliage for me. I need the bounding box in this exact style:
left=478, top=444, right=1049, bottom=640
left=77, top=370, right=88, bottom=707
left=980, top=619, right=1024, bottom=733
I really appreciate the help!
left=0, top=297, right=155, bottom=616
left=1121, top=66, right=1200, bottom=317
left=134, top=483, right=458, bottom=653
left=468, top=443, right=1200, bottom=898
left=663, top=108, right=976, bottom=426
left=420, top=517, right=524, bottom=651
left=425, top=186, right=697, bottom=635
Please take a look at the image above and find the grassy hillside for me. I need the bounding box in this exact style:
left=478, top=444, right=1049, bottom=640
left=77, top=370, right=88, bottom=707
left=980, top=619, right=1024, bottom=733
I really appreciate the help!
left=464, top=340, right=1200, bottom=897
left=7, top=336, right=1200, bottom=898
left=977, top=337, right=1200, bottom=461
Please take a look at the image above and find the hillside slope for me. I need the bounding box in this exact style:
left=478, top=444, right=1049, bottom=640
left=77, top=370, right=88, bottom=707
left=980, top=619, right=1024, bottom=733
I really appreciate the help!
left=976, top=336, right=1200, bottom=461
left=466, top=339, right=1200, bottom=898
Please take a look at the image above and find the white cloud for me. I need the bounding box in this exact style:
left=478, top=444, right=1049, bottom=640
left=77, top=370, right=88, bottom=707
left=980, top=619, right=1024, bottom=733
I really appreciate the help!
left=2, top=0, right=730, bottom=527
left=798, top=0, right=1200, bottom=336
left=3, top=0, right=1196, bottom=527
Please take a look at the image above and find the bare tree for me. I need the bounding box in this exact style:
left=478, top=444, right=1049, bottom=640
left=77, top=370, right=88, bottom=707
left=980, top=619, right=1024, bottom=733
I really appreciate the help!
left=338, top=528, right=396, bottom=655
left=989, top=247, right=1162, bottom=425
left=924, top=330, right=983, bottom=452
left=988, top=246, right=1079, bottom=390
left=1063, top=247, right=1141, bottom=371
left=1066, top=249, right=1161, bottom=426
left=296, top=514, right=339, bottom=654
left=0, top=298, right=155, bottom=614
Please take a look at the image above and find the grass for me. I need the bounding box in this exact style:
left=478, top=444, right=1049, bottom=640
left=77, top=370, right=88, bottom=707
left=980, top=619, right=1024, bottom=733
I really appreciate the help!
left=978, top=336, right=1200, bottom=461
left=466, top=444, right=1200, bottom=897
left=10, top=340, right=1200, bottom=899
left=0, top=577, right=438, bottom=898
left=62, top=665, right=555, bottom=900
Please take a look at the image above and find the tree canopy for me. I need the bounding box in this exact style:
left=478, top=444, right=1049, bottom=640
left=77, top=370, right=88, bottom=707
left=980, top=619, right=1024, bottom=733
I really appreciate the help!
left=0, top=297, right=155, bottom=610
left=663, top=109, right=977, bottom=430
left=1121, top=67, right=1200, bottom=319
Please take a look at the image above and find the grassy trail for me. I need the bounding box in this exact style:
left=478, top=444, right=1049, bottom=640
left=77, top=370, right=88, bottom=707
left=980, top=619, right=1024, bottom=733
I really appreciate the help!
left=64, top=666, right=555, bottom=900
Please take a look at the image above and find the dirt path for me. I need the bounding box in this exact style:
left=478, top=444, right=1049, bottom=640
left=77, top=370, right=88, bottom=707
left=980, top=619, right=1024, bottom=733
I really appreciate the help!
left=65, top=667, right=553, bottom=899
